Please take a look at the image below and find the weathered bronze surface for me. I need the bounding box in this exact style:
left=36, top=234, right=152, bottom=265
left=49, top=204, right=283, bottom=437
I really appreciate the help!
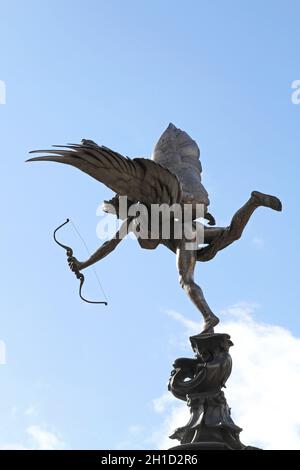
left=168, top=333, right=260, bottom=450
left=27, top=123, right=282, bottom=334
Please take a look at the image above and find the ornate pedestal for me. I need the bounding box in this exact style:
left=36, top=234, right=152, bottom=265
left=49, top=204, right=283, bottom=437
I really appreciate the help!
left=168, top=333, right=258, bottom=450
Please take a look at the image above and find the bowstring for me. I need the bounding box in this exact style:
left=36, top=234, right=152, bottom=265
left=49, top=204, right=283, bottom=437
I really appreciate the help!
left=69, top=219, right=108, bottom=304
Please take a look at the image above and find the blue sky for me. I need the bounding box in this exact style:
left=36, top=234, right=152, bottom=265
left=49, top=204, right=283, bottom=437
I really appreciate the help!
left=0, top=0, right=299, bottom=449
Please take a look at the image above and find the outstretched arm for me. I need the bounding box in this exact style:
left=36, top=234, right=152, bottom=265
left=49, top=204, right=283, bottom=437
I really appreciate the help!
left=68, top=217, right=133, bottom=272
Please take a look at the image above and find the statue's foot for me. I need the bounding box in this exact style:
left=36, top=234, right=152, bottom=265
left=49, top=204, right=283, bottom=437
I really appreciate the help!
left=251, top=191, right=282, bottom=211
left=201, top=313, right=220, bottom=334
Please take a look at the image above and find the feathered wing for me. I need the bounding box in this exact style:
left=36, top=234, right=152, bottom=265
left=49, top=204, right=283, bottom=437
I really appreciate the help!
left=27, top=140, right=182, bottom=206
left=152, top=123, right=210, bottom=206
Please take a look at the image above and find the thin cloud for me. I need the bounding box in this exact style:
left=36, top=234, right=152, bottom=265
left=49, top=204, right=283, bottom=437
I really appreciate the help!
left=252, top=237, right=265, bottom=248
left=0, top=425, right=64, bottom=450
left=27, top=425, right=64, bottom=450
left=24, top=405, right=37, bottom=417
left=153, top=304, right=300, bottom=450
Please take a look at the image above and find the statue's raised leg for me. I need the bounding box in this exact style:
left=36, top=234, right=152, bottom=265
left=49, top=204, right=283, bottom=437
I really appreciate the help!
left=198, top=191, right=282, bottom=262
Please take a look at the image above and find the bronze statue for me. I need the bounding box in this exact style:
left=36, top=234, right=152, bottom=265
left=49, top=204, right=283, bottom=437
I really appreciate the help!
left=28, top=123, right=282, bottom=334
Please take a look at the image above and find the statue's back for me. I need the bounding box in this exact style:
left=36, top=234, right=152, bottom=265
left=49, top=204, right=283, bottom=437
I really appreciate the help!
left=152, top=123, right=210, bottom=206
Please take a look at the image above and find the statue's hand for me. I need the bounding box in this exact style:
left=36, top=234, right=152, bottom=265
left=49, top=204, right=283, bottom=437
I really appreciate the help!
left=68, top=256, right=84, bottom=273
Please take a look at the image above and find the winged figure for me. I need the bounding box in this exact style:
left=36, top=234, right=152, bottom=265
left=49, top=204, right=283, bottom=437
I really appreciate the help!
left=28, top=123, right=282, bottom=333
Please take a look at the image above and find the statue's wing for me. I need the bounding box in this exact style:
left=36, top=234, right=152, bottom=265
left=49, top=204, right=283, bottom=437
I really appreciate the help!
left=152, top=123, right=210, bottom=206
left=27, top=141, right=182, bottom=206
